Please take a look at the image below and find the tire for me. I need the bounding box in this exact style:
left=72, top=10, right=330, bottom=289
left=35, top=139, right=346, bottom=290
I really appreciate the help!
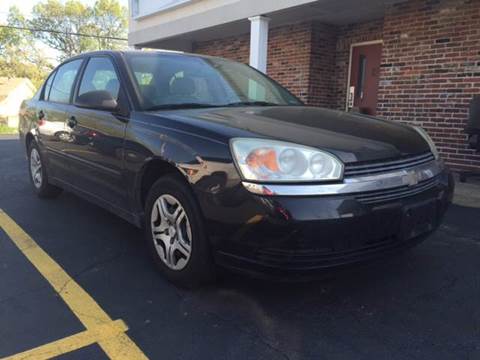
left=145, top=174, right=215, bottom=288
left=28, top=142, right=63, bottom=198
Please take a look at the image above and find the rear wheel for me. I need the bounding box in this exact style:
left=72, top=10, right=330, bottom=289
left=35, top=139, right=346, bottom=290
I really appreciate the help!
left=145, top=174, right=215, bottom=288
left=28, top=142, right=62, bottom=198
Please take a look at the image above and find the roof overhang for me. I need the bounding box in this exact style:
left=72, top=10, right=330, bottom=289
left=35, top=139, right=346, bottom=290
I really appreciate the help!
left=129, top=0, right=407, bottom=51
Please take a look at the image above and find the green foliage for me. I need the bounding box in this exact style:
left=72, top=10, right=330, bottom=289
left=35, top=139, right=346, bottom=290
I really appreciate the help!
left=28, top=0, right=128, bottom=60
left=0, top=0, right=128, bottom=89
left=0, top=55, right=52, bottom=89
left=0, top=8, right=22, bottom=53
left=0, top=124, right=18, bottom=135
left=0, top=6, right=53, bottom=88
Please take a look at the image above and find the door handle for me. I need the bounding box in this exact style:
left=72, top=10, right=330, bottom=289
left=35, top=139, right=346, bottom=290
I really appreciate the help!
left=67, top=116, right=77, bottom=128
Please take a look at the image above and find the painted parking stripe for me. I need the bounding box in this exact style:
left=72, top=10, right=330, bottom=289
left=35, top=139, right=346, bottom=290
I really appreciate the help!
left=0, top=209, right=148, bottom=360
left=2, top=320, right=127, bottom=360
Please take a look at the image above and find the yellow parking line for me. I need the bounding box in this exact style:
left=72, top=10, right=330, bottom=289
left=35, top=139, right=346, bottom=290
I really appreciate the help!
left=0, top=209, right=148, bottom=360
left=2, top=320, right=127, bottom=360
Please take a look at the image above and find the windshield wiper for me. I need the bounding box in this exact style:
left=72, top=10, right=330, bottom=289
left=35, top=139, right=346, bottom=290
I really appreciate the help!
left=224, top=101, right=280, bottom=107
left=145, top=103, right=221, bottom=111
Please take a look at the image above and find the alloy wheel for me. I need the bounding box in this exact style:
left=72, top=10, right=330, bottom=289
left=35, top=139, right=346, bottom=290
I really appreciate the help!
left=30, top=148, right=43, bottom=189
left=150, top=194, right=192, bottom=270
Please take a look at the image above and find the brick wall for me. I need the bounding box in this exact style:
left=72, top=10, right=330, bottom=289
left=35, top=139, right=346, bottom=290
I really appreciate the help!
left=193, top=33, right=250, bottom=64
left=267, top=22, right=313, bottom=104
left=378, top=0, right=480, bottom=171
left=308, top=23, right=338, bottom=107
left=193, top=0, right=480, bottom=171
left=194, top=21, right=337, bottom=107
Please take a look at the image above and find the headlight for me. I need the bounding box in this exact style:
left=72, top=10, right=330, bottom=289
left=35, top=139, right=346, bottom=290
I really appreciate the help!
left=230, top=138, right=344, bottom=182
left=413, top=126, right=440, bottom=160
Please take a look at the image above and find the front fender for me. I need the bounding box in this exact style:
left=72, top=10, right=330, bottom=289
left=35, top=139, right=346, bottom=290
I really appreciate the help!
left=124, top=119, right=238, bottom=217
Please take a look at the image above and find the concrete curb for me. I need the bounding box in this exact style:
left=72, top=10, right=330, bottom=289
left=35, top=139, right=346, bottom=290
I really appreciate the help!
left=453, top=179, right=480, bottom=208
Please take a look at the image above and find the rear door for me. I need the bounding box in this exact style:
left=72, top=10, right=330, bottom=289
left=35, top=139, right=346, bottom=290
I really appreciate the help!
left=36, top=59, right=83, bottom=181
left=64, top=56, right=129, bottom=209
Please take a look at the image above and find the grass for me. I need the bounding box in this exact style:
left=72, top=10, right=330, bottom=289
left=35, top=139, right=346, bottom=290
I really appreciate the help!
left=0, top=124, right=18, bottom=135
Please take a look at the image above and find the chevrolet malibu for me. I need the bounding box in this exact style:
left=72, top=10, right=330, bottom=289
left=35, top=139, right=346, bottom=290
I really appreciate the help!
left=19, top=51, right=454, bottom=287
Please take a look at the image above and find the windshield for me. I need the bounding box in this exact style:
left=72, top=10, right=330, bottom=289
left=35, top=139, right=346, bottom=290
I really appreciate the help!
left=125, top=52, right=303, bottom=110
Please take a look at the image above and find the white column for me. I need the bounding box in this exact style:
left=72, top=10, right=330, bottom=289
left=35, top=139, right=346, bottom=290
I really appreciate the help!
left=248, top=15, right=270, bottom=73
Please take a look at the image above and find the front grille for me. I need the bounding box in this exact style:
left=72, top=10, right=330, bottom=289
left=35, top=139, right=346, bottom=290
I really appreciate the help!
left=355, top=176, right=439, bottom=205
left=344, top=152, right=435, bottom=177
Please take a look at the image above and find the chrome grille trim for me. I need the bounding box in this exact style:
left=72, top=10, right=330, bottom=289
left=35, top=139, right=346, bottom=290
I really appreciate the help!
left=242, top=160, right=444, bottom=197
left=344, top=152, right=435, bottom=176
left=355, top=177, right=439, bottom=204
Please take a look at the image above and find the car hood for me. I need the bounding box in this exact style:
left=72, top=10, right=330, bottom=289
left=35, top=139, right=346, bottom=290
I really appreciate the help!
left=150, top=106, right=430, bottom=163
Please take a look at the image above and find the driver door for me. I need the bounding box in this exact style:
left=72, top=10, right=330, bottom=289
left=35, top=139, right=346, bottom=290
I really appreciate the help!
left=64, top=56, right=129, bottom=210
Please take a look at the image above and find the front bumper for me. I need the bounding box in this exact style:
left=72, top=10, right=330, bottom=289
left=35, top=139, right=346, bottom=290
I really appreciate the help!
left=202, top=161, right=454, bottom=279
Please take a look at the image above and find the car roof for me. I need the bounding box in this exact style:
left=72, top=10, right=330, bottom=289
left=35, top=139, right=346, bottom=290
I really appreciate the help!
left=67, top=49, right=220, bottom=62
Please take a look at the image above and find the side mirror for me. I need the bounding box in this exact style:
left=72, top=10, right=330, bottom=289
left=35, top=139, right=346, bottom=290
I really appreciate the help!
left=75, top=90, right=118, bottom=112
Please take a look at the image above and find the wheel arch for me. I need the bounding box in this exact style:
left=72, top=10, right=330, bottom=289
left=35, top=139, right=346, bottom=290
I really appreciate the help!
left=25, top=132, right=35, bottom=150
left=137, top=158, right=192, bottom=212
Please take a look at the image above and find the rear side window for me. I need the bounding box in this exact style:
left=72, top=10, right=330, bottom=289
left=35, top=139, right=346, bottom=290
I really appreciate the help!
left=49, top=59, right=83, bottom=103
left=78, top=57, right=120, bottom=100
left=42, top=71, right=56, bottom=100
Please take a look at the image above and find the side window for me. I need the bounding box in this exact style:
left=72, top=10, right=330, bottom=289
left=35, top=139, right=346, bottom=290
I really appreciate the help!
left=134, top=71, right=153, bottom=85
left=49, top=60, right=83, bottom=103
left=78, top=57, right=120, bottom=100
left=42, top=71, right=56, bottom=101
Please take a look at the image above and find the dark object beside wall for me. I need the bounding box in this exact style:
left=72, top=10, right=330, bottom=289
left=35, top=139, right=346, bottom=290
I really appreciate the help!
left=459, top=96, right=480, bottom=183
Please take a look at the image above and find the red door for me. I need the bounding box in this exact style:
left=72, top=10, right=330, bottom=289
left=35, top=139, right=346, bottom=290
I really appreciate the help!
left=348, top=43, right=382, bottom=115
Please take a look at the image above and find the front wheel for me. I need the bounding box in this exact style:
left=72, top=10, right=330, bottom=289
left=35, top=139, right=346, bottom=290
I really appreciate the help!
left=145, top=174, right=215, bottom=288
left=28, top=142, right=62, bottom=198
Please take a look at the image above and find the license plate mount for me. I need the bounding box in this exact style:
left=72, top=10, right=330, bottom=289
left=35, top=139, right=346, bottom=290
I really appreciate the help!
left=401, top=199, right=437, bottom=240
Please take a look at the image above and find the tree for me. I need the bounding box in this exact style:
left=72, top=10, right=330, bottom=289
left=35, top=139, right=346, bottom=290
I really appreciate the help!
left=0, top=0, right=127, bottom=88
left=91, top=0, right=128, bottom=51
left=0, top=7, right=53, bottom=88
left=28, top=0, right=128, bottom=60
left=0, top=7, right=23, bottom=53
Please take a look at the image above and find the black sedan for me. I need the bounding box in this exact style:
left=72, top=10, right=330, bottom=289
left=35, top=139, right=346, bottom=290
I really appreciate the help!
left=19, top=50, right=454, bottom=287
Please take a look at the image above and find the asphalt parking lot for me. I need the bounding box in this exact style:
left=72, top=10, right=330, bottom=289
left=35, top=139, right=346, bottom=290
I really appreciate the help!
left=1, top=135, right=480, bottom=360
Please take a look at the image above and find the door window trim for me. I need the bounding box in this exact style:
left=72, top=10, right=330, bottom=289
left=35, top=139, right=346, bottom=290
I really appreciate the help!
left=40, top=70, right=57, bottom=101
left=345, top=40, right=383, bottom=112
left=73, top=54, right=129, bottom=113
left=47, top=58, right=86, bottom=105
